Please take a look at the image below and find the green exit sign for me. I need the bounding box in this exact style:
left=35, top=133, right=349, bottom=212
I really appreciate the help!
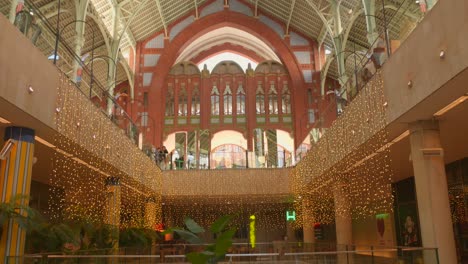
left=286, top=211, right=296, bottom=221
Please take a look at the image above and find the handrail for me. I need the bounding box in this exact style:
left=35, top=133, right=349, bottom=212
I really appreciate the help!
left=295, top=0, right=428, bottom=161
left=13, top=1, right=153, bottom=156
left=18, top=246, right=439, bottom=260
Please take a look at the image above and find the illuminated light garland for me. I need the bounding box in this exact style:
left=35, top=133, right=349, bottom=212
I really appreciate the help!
left=162, top=199, right=290, bottom=232
left=161, top=167, right=293, bottom=231
left=48, top=73, right=162, bottom=227
left=291, top=71, right=394, bottom=224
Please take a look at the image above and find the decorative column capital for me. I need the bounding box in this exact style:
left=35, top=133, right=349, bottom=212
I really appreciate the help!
left=105, top=176, right=120, bottom=186
left=4, top=126, right=35, bottom=143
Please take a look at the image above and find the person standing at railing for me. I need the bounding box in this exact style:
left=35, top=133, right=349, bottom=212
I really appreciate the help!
left=187, top=152, right=194, bottom=169
left=161, top=146, right=168, bottom=169
left=154, top=147, right=161, bottom=165
left=171, top=149, right=180, bottom=170
left=371, top=36, right=388, bottom=69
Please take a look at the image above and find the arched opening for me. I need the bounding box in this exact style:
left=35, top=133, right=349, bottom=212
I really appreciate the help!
left=146, top=11, right=307, bottom=146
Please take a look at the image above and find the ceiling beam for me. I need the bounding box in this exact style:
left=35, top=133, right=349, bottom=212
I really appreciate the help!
left=118, top=0, right=134, bottom=7
left=317, top=23, right=328, bottom=46
left=38, top=0, right=60, bottom=13
left=254, top=0, right=260, bottom=17
left=194, top=0, right=199, bottom=19
left=154, top=0, right=168, bottom=38
left=303, top=0, right=337, bottom=51
left=285, top=0, right=296, bottom=35
left=109, top=0, right=136, bottom=49
left=117, top=0, right=152, bottom=46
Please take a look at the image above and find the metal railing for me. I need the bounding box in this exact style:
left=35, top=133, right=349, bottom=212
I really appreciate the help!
left=157, top=150, right=293, bottom=171
left=9, top=243, right=439, bottom=263
left=6, top=0, right=153, bottom=158
left=294, top=0, right=430, bottom=163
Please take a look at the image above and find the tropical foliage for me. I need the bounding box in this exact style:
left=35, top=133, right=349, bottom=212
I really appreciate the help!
left=0, top=195, right=40, bottom=238
left=170, top=215, right=236, bottom=264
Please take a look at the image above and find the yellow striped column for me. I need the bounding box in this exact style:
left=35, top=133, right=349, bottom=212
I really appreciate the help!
left=104, top=176, right=121, bottom=253
left=0, top=126, right=35, bottom=261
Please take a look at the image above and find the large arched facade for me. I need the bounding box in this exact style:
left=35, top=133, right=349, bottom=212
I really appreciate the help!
left=132, top=0, right=338, bottom=150
left=159, top=59, right=296, bottom=169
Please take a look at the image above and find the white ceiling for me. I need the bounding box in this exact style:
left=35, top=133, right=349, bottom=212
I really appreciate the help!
left=175, top=26, right=281, bottom=64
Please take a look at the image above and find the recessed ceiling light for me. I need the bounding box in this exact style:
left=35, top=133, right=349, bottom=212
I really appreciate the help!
left=47, top=54, right=59, bottom=60
left=325, top=49, right=332, bottom=55
left=0, top=116, right=11, bottom=124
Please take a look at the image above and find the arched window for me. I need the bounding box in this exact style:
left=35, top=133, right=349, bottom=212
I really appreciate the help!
left=211, top=144, right=246, bottom=169
left=282, top=82, right=291, bottom=114
left=223, top=84, right=233, bottom=115
left=236, top=84, right=246, bottom=114
left=191, top=85, right=200, bottom=115
left=165, top=84, right=174, bottom=116
left=178, top=84, right=187, bottom=116
left=211, top=85, right=220, bottom=115
left=256, top=82, right=265, bottom=114
left=268, top=82, right=278, bottom=114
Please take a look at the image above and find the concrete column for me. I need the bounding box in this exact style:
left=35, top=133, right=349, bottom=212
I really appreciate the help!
left=302, top=199, right=315, bottom=244
left=106, top=2, right=121, bottom=115
left=144, top=197, right=157, bottom=229
left=71, top=0, right=89, bottom=83
left=106, top=45, right=119, bottom=116
left=286, top=221, right=296, bottom=242
left=0, top=127, right=35, bottom=262
left=361, top=0, right=378, bottom=45
left=333, top=184, right=353, bottom=264
left=104, top=176, right=121, bottom=251
left=409, top=120, right=457, bottom=264
left=104, top=176, right=121, bottom=226
left=72, top=36, right=85, bottom=83
left=330, top=0, right=347, bottom=89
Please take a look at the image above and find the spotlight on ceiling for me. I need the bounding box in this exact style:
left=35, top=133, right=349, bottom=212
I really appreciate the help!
left=0, top=116, right=11, bottom=124
left=47, top=54, right=59, bottom=60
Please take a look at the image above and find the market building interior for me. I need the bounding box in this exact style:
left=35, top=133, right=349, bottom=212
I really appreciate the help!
left=0, top=0, right=467, bottom=263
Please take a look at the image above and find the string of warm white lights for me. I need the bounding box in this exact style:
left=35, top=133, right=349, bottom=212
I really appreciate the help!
left=291, top=71, right=394, bottom=224
left=162, top=200, right=290, bottom=230
left=48, top=73, right=162, bottom=226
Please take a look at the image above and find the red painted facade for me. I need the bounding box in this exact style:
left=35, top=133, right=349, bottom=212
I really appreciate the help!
left=130, top=0, right=338, bottom=150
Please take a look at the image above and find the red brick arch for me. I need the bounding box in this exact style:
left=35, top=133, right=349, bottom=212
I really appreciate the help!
left=148, top=10, right=307, bottom=146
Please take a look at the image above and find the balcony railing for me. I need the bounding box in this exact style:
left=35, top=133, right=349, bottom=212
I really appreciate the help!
left=6, top=0, right=150, bottom=157
left=10, top=243, right=439, bottom=263
left=153, top=150, right=293, bottom=171
left=295, top=0, right=432, bottom=164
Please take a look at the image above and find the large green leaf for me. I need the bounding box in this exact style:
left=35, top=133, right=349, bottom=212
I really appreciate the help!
left=187, top=252, right=210, bottom=264
left=184, top=217, right=205, bottom=234
left=210, top=215, right=233, bottom=234
left=173, top=229, right=203, bottom=244
left=214, top=228, right=236, bottom=257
